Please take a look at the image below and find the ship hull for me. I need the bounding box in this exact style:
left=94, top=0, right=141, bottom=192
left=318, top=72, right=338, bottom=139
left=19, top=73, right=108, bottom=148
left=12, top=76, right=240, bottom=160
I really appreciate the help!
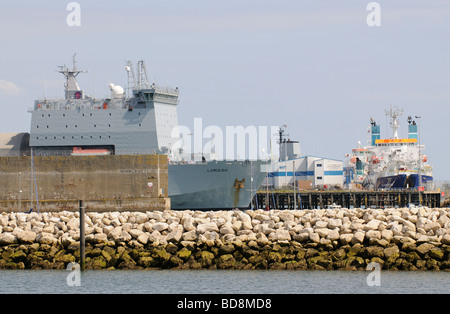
left=169, top=160, right=268, bottom=210
left=376, top=174, right=433, bottom=190
left=404, top=174, right=433, bottom=189
left=376, top=174, right=407, bottom=190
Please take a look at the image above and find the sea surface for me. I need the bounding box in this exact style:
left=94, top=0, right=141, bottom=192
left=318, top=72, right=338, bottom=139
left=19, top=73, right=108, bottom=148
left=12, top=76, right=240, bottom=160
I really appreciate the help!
left=0, top=269, right=448, bottom=294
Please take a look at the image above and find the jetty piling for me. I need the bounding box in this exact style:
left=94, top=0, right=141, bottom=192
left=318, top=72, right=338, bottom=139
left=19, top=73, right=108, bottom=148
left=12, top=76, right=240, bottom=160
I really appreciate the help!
left=254, top=190, right=442, bottom=209
left=79, top=200, right=85, bottom=271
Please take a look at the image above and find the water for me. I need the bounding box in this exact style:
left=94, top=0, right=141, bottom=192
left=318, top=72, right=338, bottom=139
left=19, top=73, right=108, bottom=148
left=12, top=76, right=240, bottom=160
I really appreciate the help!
left=0, top=269, right=448, bottom=294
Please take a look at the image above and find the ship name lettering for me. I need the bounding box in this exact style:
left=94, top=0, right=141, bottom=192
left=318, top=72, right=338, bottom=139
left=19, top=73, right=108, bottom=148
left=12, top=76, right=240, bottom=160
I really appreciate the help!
left=207, top=169, right=228, bottom=173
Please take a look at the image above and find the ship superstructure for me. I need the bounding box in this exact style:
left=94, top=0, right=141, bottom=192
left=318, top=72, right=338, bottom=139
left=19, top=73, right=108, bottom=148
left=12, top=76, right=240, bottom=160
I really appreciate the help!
left=344, top=106, right=433, bottom=190
left=30, top=57, right=179, bottom=156
left=28, top=56, right=268, bottom=209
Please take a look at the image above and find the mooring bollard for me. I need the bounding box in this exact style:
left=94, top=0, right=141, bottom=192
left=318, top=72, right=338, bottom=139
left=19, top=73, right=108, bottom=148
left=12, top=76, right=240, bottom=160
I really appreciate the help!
left=79, top=200, right=85, bottom=271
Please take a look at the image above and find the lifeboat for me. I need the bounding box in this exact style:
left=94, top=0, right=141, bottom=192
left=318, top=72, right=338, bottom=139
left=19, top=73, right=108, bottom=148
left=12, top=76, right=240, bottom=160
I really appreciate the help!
left=71, top=147, right=111, bottom=156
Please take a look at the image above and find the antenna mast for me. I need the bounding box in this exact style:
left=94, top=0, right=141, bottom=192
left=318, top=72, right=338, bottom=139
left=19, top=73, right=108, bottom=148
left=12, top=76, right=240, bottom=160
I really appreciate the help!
left=278, top=124, right=288, bottom=162
left=57, top=53, right=87, bottom=100
left=136, top=60, right=149, bottom=89
left=385, top=105, right=403, bottom=139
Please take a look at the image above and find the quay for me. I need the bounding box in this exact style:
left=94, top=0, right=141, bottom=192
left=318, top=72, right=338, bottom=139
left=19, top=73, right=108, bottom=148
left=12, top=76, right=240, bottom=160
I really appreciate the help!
left=253, top=189, right=444, bottom=210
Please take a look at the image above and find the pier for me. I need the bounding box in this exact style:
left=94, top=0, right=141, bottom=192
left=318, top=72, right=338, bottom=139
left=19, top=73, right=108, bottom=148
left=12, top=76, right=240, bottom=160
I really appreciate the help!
left=253, top=190, right=443, bottom=209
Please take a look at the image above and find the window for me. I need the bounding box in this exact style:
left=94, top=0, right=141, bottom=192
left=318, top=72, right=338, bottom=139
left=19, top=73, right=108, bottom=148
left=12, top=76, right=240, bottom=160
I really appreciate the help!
left=316, top=176, right=323, bottom=180
left=316, top=164, right=322, bottom=167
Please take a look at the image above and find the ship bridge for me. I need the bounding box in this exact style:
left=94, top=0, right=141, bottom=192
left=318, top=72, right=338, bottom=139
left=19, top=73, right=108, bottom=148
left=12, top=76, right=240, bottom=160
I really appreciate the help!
left=375, top=138, right=417, bottom=147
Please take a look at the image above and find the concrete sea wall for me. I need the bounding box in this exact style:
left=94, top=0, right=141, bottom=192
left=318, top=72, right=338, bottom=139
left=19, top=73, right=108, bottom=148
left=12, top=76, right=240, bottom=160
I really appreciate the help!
left=0, top=207, right=449, bottom=270
left=0, top=154, right=170, bottom=211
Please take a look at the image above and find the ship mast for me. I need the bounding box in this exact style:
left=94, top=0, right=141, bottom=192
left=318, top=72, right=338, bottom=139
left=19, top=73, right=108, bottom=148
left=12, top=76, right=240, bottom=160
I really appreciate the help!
left=125, top=60, right=150, bottom=91
left=57, top=53, right=86, bottom=100
left=385, top=105, right=403, bottom=139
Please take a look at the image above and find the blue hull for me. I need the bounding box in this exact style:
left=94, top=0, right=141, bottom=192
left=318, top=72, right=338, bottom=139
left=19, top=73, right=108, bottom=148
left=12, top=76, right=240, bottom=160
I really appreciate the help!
left=376, top=175, right=407, bottom=190
left=376, top=174, right=433, bottom=190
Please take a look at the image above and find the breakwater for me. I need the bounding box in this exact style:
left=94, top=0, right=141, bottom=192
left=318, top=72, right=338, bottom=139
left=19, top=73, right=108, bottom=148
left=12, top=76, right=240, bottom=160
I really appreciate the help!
left=0, top=207, right=449, bottom=270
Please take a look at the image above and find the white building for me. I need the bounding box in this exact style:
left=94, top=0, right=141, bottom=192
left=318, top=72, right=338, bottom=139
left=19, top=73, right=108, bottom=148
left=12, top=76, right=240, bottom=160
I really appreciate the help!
left=267, top=155, right=343, bottom=189
left=264, top=128, right=343, bottom=189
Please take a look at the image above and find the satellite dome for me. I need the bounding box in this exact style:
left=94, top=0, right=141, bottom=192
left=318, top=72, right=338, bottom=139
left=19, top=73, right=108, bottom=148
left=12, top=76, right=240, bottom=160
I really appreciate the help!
left=109, top=83, right=124, bottom=98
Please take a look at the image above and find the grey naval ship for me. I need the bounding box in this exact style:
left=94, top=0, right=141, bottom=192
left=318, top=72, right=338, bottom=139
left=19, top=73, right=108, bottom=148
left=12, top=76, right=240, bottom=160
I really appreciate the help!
left=28, top=56, right=268, bottom=209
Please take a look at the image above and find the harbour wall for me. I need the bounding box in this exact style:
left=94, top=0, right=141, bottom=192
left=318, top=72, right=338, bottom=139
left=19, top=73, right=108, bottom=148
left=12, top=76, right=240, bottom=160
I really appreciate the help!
left=0, top=207, right=449, bottom=270
left=0, top=154, right=170, bottom=212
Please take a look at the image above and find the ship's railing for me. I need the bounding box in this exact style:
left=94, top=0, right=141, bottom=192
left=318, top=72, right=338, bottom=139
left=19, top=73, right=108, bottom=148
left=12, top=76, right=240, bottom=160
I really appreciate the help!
left=30, top=98, right=127, bottom=111
left=152, top=84, right=179, bottom=96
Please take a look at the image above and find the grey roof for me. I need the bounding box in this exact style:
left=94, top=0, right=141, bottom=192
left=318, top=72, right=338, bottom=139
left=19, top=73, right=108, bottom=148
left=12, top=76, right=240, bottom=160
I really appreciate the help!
left=0, top=133, right=29, bottom=156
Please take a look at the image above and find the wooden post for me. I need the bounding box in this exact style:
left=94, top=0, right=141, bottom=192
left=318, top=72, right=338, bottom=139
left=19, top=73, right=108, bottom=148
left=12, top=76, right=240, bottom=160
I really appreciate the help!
left=79, top=200, right=85, bottom=271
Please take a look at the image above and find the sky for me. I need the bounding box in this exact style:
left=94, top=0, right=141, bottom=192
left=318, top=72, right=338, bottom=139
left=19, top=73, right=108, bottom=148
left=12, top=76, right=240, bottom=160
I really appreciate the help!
left=0, top=0, right=449, bottom=180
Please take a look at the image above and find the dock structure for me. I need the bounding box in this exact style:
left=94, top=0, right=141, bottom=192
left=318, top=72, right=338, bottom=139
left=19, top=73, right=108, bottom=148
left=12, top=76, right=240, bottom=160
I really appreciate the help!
left=253, top=190, right=443, bottom=210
